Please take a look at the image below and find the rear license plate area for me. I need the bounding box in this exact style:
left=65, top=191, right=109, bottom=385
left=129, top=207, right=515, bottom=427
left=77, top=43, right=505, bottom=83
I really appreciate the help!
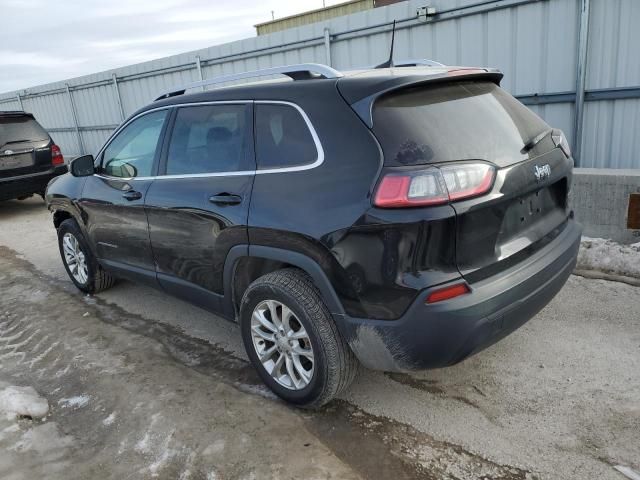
left=501, top=180, right=567, bottom=238
left=0, top=152, right=34, bottom=170
left=516, top=190, right=548, bottom=224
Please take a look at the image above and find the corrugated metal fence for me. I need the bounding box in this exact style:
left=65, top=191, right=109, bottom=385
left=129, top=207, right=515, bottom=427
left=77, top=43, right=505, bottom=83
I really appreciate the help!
left=1, top=0, right=638, bottom=168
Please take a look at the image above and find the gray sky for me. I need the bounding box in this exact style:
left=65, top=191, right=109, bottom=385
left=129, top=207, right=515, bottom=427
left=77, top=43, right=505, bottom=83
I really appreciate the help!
left=0, top=0, right=347, bottom=94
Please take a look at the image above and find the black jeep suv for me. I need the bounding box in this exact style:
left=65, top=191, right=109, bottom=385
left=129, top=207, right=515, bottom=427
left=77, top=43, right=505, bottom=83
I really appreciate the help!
left=1, top=111, right=66, bottom=201
left=46, top=63, right=581, bottom=406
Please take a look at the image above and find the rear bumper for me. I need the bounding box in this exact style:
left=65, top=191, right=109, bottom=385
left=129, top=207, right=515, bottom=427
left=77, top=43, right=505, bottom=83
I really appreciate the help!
left=0, top=165, right=67, bottom=201
left=338, top=218, right=582, bottom=371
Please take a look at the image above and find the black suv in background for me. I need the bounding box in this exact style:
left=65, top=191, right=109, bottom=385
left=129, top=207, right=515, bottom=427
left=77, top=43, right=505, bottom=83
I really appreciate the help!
left=46, top=63, right=581, bottom=406
left=1, top=111, right=66, bottom=201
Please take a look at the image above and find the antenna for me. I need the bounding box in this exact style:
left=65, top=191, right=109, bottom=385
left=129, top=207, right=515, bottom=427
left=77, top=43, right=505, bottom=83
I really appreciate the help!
left=375, top=20, right=397, bottom=69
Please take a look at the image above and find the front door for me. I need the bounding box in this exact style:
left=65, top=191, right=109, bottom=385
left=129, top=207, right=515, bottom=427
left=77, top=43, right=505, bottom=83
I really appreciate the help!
left=80, top=109, right=169, bottom=281
left=145, top=102, right=254, bottom=314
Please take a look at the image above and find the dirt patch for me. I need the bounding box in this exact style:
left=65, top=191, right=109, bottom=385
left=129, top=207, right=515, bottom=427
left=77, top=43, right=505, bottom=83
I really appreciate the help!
left=384, top=372, right=502, bottom=427
left=308, top=400, right=532, bottom=480
left=384, top=372, right=445, bottom=395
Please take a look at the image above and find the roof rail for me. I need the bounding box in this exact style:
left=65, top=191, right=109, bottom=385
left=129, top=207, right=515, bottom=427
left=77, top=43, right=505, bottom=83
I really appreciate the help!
left=155, top=63, right=343, bottom=101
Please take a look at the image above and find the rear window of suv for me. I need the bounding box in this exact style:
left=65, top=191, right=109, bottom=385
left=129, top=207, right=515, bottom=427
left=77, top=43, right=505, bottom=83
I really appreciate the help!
left=0, top=115, right=48, bottom=148
left=372, top=81, right=549, bottom=167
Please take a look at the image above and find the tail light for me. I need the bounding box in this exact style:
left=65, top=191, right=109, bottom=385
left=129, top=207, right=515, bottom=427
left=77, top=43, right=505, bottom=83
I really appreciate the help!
left=552, top=129, right=571, bottom=158
left=374, top=163, right=495, bottom=208
left=51, top=144, right=64, bottom=166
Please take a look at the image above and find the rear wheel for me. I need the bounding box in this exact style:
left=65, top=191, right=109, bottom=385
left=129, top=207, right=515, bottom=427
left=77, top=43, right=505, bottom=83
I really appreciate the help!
left=57, top=219, right=116, bottom=294
left=239, top=268, right=358, bottom=407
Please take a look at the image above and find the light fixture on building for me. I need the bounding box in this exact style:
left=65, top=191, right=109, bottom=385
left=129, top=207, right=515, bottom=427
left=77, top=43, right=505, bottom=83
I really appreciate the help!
left=416, top=6, right=437, bottom=19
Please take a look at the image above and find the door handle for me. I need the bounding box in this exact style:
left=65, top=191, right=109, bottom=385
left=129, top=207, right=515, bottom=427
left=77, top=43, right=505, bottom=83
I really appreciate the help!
left=122, top=190, right=142, bottom=201
left=209, top=193, right=242, bottom=205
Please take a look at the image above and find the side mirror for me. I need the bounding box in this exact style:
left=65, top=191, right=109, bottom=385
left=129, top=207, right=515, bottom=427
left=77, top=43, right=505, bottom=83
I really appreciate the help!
left=70, top=155, right=95, bottom=177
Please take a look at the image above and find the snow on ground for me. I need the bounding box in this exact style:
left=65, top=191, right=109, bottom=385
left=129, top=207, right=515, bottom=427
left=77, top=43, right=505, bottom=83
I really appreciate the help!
left=0, top=382, right=74, bottom=476
left=10, top=422, right=74, bottom=455
left=0, top=383, right=49, bottom=420
left=57, top=395, right=90, bottom=409
left=577, top=237, right=640, bottom=278
left=102, top=412, right=116, bottom=426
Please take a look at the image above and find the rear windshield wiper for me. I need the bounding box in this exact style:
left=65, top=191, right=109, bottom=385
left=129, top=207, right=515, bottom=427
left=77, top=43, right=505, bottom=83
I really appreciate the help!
left=521, top=128, right=553, bottom=153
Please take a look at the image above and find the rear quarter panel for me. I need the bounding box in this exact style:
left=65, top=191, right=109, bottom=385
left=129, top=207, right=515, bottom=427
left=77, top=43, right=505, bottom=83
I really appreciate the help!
left=247, top=83, right=383, bottom=318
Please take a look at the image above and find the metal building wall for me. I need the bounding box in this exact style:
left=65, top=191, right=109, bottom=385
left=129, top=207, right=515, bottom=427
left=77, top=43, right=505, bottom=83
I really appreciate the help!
left=0, top=0, right=638, bottom=168
left=581, top=0, right=640, bottom=169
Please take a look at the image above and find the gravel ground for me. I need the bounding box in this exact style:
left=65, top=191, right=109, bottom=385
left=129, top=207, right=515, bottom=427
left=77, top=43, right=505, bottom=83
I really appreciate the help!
left=0, top=196, right=638, bottom=480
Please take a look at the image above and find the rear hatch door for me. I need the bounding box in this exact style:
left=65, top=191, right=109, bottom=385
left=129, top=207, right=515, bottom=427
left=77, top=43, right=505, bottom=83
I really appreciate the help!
left=0, top=114, right=52, bottom=179
left=369, top=80, right=572, bottom=281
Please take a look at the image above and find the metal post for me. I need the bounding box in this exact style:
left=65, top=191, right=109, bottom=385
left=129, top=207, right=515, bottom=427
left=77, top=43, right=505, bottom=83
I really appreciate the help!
left=112, top=74, right=125, bottom=122
left=65, top=83, right=84, bottom=155
left=573, top=0, right=590, bottom=165
left=195, top=55, right=205, bottom=91
left=16, top=93, right=24, bottom=111
left=323, top=28, right=332, bottom=66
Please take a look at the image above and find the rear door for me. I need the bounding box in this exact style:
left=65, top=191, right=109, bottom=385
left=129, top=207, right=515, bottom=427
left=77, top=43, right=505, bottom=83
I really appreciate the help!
left=80, top=109, right=169, bottom=281
left=0, top=114, right=52, bottom=179
left=145, top=102, right=254, bottom=313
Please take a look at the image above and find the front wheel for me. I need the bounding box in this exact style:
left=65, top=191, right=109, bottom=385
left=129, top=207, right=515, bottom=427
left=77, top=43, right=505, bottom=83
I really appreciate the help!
left=239, top=268, right=358, bottom=408
left=57, top=219, right=116, bottom=294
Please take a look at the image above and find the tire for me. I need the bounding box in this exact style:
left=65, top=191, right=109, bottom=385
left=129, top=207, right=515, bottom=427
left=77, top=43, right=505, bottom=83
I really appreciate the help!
left=57, top=218, right=116, bottom=294
left=239, top=268, right=358, bottom=408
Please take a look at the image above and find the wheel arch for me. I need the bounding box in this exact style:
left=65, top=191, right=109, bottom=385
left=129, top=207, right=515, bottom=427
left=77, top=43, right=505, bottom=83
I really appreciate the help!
left=223, top=245, right=346, bottom=320
left=53, top=209, right=74, bottom=229
left=50, top=205, right=97, bottom=258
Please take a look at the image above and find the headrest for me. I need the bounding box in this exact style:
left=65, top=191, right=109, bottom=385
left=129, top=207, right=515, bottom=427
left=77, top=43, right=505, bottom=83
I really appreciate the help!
left=207, top=126, right=232, bottom=143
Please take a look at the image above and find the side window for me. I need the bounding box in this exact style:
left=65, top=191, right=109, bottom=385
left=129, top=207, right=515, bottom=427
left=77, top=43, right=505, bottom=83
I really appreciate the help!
left=255, top=104, right=318, bottom=170
left=102, top=110, right=167, bottom=178
left=165, top=104, right=250, bottom=175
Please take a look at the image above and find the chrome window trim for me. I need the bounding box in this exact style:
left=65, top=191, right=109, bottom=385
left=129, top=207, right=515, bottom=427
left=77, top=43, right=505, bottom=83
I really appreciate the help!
left=94, top=99, right=323, bottom=182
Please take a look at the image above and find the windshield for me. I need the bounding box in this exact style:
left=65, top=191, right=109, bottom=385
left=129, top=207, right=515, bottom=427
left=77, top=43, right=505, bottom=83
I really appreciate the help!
left=372, top=81, right=549, bottom=167
left=0, top=115, right=49, bottom=148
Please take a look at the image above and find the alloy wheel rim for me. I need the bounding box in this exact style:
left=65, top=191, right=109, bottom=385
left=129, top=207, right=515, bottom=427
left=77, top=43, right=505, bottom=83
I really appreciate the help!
left=62, top=233, right=88, bottom=285
left=250, top=299, right=314, bottom=390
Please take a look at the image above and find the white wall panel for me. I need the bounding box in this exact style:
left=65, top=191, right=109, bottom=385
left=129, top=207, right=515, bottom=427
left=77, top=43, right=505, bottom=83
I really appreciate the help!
left=0, top=99, right=22, bottom=111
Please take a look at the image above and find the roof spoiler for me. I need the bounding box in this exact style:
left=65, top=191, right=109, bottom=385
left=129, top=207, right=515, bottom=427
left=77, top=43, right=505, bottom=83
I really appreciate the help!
left=348, top=68, right=503, bottom=128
